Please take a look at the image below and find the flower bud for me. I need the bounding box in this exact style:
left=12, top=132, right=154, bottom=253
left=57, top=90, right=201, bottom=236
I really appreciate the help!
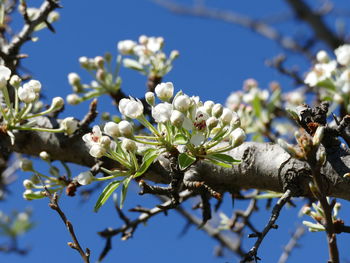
left=145, top=92, right=155, bottom=106
left=20, top=159, right=33, bottom=172
left=170, top=110, right=185, bottom=128
left=118, top=40, right=137, bottom=55
left=26, top=80, right=41, bottom=93
left=76, top=171, right=94, bottom=185
left=203, top=101, right=214, bottom=115
left=316, top=50, right=329, bottom=63
left=23, top=179, right=34, bottom=189
left=39, top=151, right=50, bottom=162
left=68, top=72, right=81, bottom=86
left=51, top=97, right=64, bottom=110
left=122, top=139, right=137, bottom=153
left=169, top=50, right=180, bottom=60
left=9, top=75, right=21, bottom=87
left=61, top=117, right=79, bottom=135
left=0, top=65, right=11, bottom=89
left=94, top=56, right=104, bottom=68
left=96, top=69, right=105, bottom=81
left=139, top=35, right=148, bottom=45
left=229, top=128, right=246, bottom=147
left=174, top=94, right=191, bottom=112
left=100, top=136, right=111, bottom=148
left=155, top=82, right=174, bottom=101
left=89, top=144, right=106, bottom=158
left=302, top=205, right=311, bottom=215
left=220, top=108, right=234, bottom=125
left=23, top=189, right=34, bottom=200
left=118, top=120, right=133, bottom=138
left=206, top=116, right=218, bottom=130
left=312, top=126, right=324, bottom=146
left=104, top=122, right=120, bottom=138
left=212, top=103, right=223, bottom=118
left=79, top=56, right=89, bottom=68
left=66, top=94, right=81, bottom=105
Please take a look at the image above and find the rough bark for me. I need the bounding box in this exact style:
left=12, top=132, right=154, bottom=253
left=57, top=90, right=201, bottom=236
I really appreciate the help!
left=2, top=116, right=350, bottom=200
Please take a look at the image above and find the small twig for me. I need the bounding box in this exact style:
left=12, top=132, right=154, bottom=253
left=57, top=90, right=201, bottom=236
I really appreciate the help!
left=278, top=225, right=305, bottom=263
left=241, top=189, right=293, bottom=262
left=79, top=99, right=98, bottom=128
left=48, top=193, right=91, bottom=263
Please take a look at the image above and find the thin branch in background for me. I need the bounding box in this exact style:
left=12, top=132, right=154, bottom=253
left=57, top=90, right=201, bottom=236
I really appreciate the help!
left=285, top=0, right=344, bottom=50
left=278, top=225, right=305, bottom=263
left=266, top=55, right=305, bottom=86
left=79, top=99, right=98, bottom=129
left=241, top=189, right=293, bottom=262
left=153, top=0, right=313, bottom=60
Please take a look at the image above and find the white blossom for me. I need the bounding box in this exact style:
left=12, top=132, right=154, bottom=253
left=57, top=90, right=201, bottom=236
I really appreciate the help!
left=118, top=98, right=130, bottom=116
left=146, top=37, right=164, bottom=53
left=190, top=133, right=205, bottom=146
left=220, top=108, right=234, bottom=125
left=122, top=138, right=137, bottom=153
left=118, top=40, right=137, bottom=55
left=174, top=94, right=191, bottom=112
left=18, top=85, right=36, bottom=103
left=76, top=171, right=94, bottom=185
left=335, top=44, right=350, bottom=66
left=61, top=117, right=79, bottom=135
left=155, top=82, right=174, bottom=101
left=170, top=110, right=185, bottom=127
left=304, top=61, right=336, bottom=87
left=152, top=102, right=172, bottom=123
left=104, top=122, right=120, bottom=138
left=0, top=66, right=11, bottom=89
left=118, top=120, right=133, bottom=138
left=51, top=97, right=64, bottom=110
left=123, top=98, right=144, bottom=119
left=24, top=80, right=41, bottom=93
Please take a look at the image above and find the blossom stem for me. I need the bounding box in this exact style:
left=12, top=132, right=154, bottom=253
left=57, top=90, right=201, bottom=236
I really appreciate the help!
left=12, top=126, right=65, bottom=133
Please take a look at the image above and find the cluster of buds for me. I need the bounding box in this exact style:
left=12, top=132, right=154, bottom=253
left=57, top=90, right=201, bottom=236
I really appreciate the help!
left=117, top=35, right=179, bottom=78
left=20, top=154, right=68, bottom=200
left=304, top=44, right=350, bottom=112
left=225, top=79, right=300, bottom=141
left=0, top=65, right=70, bottom=143
left=66, top=53, right=122, bottom=105
left=301, top=200, right=342, bottom=232
left=82, top=81, right=246, bottom=177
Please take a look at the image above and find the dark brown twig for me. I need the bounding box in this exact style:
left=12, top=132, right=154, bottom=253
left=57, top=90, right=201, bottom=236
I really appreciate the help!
left=48, top=193, right=91, bottom=263
left=241, top=189, right=293, bottom=262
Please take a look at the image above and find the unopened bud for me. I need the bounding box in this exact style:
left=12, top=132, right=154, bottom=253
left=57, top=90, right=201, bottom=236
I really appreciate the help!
left=39, top=151, right=50, bottom=162
left=51, top=97, right=64, bottom=110
left=118, top=120, right=133, bottom=138
left=206, top=117, right=218, bottom=130
left=104, top=122, right=120, bottom=138
left=312, top=126, right=324, bottom=146
left=9, top=75, right=21, bottom=87
left=145, top=92, right=155, bottom=106
left=68, top=73, right=81, bottom=86
left=169, top=50, right=180, bottom=60
left=229, top=128, right=246, bottom=147
left=316, top=50, right=329, bottom=63
left=23, top=179, right=34, bottom=189
left=212, top=103, right=223, bottom=118
left=170, top=110, right=185, bottom=128
left=66, top=94, right=81, bottom=105
left=122, top=139, right=137, bottom=153
left=94, top=56, right=104, bottom=68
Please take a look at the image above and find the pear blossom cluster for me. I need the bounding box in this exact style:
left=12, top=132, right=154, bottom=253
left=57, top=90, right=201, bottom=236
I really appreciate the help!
left=66, top=53, right=122, bottom=105
left=0, top=65, right=73, bottom=142
left=118, top=35, right=179, bottom=77
left=82, top=81, right=246, bottom=183
left=304, top=44, right=350, bottom=112
left=225, top=79, right=302, bottom=141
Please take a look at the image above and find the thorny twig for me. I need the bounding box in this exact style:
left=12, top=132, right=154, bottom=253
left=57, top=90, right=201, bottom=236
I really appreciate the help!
left=241, top=189, right=293, bottom=262
left=278, top=225, right=305, bottom=263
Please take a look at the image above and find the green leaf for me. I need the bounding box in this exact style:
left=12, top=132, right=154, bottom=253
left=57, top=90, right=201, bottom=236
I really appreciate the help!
left=252, top=95, right=262, bottom=118
left=174, top=134, right=188, bottom=145
left=206, top=158, right=233, bottom=168
left=178, top=153, right=196, bottom=170
left=120, top=177, right=132, bottom=209
left=316, top=78, right=336, bottom=91
left=94, top=180, right=122, bottom=212
left=134, top=149, right=158, bottom=178
left=208, top=153, right=240, bottom=164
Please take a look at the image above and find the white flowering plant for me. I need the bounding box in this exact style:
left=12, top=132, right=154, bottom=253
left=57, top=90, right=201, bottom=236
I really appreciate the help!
left=0, top=66, right=72, bottom=144
left=80, top=81, right=246, bottom=211
left=304, top=45, right=350, bottom=113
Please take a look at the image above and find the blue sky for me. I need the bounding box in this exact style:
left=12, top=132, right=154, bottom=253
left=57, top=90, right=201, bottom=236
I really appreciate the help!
left=1, top=0, right=350, bottom=263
